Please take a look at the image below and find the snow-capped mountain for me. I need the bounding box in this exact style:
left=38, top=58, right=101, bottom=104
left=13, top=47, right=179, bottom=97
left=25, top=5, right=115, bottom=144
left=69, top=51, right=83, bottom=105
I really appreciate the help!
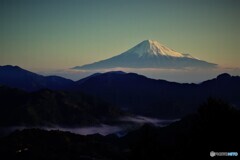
left=73, top=40, right=217, bottom=69
left=125, top=40, right=185, bottom=58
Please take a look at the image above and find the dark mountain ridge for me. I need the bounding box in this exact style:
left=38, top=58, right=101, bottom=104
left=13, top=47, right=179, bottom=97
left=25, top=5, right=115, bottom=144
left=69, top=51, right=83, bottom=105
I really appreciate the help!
left=1, top=65, right=240, bottom=118
left=0, top=65, right=75, bottom=92
left=76, top=72, right=240, bottom=118
left=0, top=86, right=124, bottom=127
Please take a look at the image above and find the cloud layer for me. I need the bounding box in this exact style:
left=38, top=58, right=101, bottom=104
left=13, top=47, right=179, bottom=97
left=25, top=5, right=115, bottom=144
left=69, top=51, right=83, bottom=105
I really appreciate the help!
left=38, top=66, right=240, bottom=83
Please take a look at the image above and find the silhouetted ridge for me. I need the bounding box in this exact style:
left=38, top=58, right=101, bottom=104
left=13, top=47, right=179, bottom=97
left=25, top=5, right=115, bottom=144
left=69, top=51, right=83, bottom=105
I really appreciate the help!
left=1, top=65, right=240, bottom=119
left=0, top=86, right=125, bottom=127
left=0, top=65, right=75, bottom=92
left=217, top=73, right=231, bottom=80
left=77, top=72, right=240, bottom=118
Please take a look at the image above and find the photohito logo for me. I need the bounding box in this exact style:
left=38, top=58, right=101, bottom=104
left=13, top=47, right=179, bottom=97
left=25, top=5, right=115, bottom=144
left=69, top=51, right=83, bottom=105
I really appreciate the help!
left=210, top=151, right=238, bottom=157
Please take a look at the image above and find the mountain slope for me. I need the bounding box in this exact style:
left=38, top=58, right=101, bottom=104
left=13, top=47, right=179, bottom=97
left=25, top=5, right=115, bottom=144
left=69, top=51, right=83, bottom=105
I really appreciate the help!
left=73, top=40, right=217, bottom=69
left=0, top=86, right=124, bottom=127
left=77, top=72, right=240, bottom=118
left=0, top=65, right=75, bottom=92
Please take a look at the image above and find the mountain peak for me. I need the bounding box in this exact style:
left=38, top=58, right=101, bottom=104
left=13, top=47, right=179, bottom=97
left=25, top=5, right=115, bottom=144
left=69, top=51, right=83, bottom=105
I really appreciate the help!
left=142, top=39, right=162, bottom=45
left=0, top=65, right=22, bottom=70
left=217, top=73, right=231, bottom=80
left=73, top=40, right=217, bottom=70
left=125, top=40, right=185, bottom=58
left=141, top=39, right=158, bottom=44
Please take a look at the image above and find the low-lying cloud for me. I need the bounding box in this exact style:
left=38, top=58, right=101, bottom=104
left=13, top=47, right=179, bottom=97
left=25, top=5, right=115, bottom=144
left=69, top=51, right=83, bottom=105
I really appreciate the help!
left=39, top=66, right=240, bottom=83
left=0, top=116, right=178, bottom=137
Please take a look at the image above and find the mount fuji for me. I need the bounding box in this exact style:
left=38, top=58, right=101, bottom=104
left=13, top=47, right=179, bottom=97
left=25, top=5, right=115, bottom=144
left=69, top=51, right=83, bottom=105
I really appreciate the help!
left=73, top=40, right=217, bottom=70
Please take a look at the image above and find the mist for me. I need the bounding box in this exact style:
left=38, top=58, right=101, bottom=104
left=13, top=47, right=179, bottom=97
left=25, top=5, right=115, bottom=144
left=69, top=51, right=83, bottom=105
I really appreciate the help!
left=39, top=66, right=240, bottom=83
left=0, top=116, right=178, bottom=137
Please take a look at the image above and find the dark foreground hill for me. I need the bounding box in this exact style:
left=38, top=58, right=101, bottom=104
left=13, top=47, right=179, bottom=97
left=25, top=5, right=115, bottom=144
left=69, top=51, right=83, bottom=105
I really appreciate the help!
left=0, top=99, right=239, bottom=160
left=0, top=86, right=124, bottom=127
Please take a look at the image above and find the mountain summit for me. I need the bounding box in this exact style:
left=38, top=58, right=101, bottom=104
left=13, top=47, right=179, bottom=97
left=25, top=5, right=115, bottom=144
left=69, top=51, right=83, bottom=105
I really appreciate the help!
left=73, top=40, right=217, bottom=69
left=126, top=40, right=185, bottom=58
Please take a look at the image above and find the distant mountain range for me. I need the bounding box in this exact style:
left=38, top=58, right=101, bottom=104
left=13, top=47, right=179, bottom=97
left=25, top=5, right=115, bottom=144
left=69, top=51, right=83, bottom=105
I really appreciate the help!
left=0, top=65, right=240, bottom=119
left=73, top=40, right=217, bottom=69
left=0, top=65, right=75, bottom=92
left=76, top=71, right=240, bottom=118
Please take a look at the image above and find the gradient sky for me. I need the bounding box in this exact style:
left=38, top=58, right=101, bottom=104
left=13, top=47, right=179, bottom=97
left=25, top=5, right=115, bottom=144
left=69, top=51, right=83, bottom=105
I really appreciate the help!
left=0, top=0, right=240, bottom=71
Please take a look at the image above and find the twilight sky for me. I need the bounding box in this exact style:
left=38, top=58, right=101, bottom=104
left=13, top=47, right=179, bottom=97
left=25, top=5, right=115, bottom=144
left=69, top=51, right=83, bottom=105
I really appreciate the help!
left=0, top=0, right=240, bottom=81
